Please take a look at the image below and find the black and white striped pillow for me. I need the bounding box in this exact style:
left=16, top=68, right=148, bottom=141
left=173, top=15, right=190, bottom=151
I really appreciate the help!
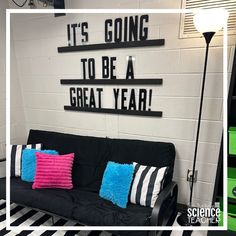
left=130, top=162, right=168, bottom=208
left=10, top=144, right=42, bottom=177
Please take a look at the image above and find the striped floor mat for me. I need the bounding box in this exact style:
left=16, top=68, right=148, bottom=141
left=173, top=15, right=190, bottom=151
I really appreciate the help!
left=0, top=200, right=112, bottom=236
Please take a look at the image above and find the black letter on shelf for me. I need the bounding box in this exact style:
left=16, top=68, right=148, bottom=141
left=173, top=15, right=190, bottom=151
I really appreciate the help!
left=67, top=24, right=71, bottom=46
left=121, top=89, right=128, bottom=110
left=129, top=89, right=136, bottom=110
left=88, top=58, right=95, bottom=80
left=140, top=15, right=149, bottom=40
left=83, top=88, right=89, bottom=107
left=81, top=22, right=89, bottom=42
left=102, top=56, right=109, bottom=78
left=110, top=57, right=116, bottom=80
left=113, top=89, right=119, bottom=109
left=71, top=23, right=77, bottom=46
left=77, top=88, right=83, bottom=107
left=105, top=19, right=112, bottom=42
left=126, top=56, right=134, bottom=79
left=139, top=89, right=147, bottom=111
left=114, top=18, right=122, bottom=43
left=81, top=58, right=87, bottom=80
left=70, top=88, right=76, bottom=106
left=97, top=88, right=103, bottom=108
left=89, top=88, right=96, bottom=108
left=124, top=17, right=128, bottom=42
left=129, top=15, right=138, bottom=41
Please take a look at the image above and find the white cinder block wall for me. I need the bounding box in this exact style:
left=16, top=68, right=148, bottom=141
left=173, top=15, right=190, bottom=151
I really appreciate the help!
left=0, top=0, right=26, bottom=178
left=0, top=1, right=8, bottom=162
left=11, top=38, right=27, bottom=145
left=0, top=1, right=8, bottom=178
left=0, top=0, right=27, bottom=177
left=9, top=0, right=236, bottom=206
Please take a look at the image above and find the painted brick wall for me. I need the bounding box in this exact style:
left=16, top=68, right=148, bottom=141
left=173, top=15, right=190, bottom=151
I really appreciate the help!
left=9, top=0, right=236, bottom=206
left=0, top=0, right=27, bottom=178
left=0, top=2, right=8, bottom=178
left=0, top=3, right=7, bottom=162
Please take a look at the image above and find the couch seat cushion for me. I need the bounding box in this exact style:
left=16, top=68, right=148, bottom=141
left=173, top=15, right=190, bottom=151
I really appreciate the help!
left=70, top=189, right=152, bottom=226
left=0, top=178, right=74, bottom=219
left=0, top=178, right=152, bottom=226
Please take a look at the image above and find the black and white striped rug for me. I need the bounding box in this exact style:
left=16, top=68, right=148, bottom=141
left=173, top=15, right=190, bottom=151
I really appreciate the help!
left=0, top=200, right=112, bottom=236
left=0, top=200, right=206, bottom=236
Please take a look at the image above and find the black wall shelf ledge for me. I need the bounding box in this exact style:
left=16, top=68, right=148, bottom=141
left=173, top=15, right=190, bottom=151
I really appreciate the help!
left=61, top=78, right=163, bottom=85
left=64, top=106, right=163, bottom=117
left=58, top=39, right=165, bottom=53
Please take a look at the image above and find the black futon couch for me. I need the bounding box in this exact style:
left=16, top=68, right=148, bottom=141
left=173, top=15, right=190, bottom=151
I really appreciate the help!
left=0, top=130, right=178, bottom=236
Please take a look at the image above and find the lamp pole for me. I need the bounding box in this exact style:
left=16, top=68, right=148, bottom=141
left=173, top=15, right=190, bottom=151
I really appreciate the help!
left=189, top=32, right=215, bottom=207
left=177, top=32, right=215, bottom=228
left=177, top=9, right=228, bottom=229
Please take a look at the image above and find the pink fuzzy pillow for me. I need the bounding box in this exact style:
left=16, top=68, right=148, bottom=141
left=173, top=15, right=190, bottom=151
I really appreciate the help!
left=33, top=152, right=74, bottom=190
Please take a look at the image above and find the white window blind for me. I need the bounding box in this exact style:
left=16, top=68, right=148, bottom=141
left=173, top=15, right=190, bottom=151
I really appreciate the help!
left=180, top=0, right=236, bottom=38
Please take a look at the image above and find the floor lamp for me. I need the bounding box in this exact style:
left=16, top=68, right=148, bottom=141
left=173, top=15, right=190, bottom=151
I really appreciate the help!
left=177, top=8, right=229, bottom=227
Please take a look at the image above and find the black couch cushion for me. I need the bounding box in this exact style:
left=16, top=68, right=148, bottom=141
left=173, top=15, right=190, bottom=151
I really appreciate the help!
left=0, top=130, right=176, bottom=232
left=109, top=138, right=175, bottom=189
left=0, top=178, right=74, bottom=219
left=0, top=178, right=152, bottom=228
left=27, top=130, right=175, bottom=192
left=70, top=189, right=152, bottom=226
left=27, top=130, right=110, bottom=192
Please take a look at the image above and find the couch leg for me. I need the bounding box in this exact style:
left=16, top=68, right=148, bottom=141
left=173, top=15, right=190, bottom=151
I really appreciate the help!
left=51, top=216, right=55, bottom=225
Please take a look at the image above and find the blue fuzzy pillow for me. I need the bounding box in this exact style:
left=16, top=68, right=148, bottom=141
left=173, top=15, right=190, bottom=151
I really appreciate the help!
left=21, top=149, right=58, bottom=182
left=99, top=161, right=134, bottom=208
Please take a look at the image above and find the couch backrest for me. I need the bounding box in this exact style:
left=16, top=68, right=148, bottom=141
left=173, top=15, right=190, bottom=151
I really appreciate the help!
left=27, top=129, right=175, bottom=192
